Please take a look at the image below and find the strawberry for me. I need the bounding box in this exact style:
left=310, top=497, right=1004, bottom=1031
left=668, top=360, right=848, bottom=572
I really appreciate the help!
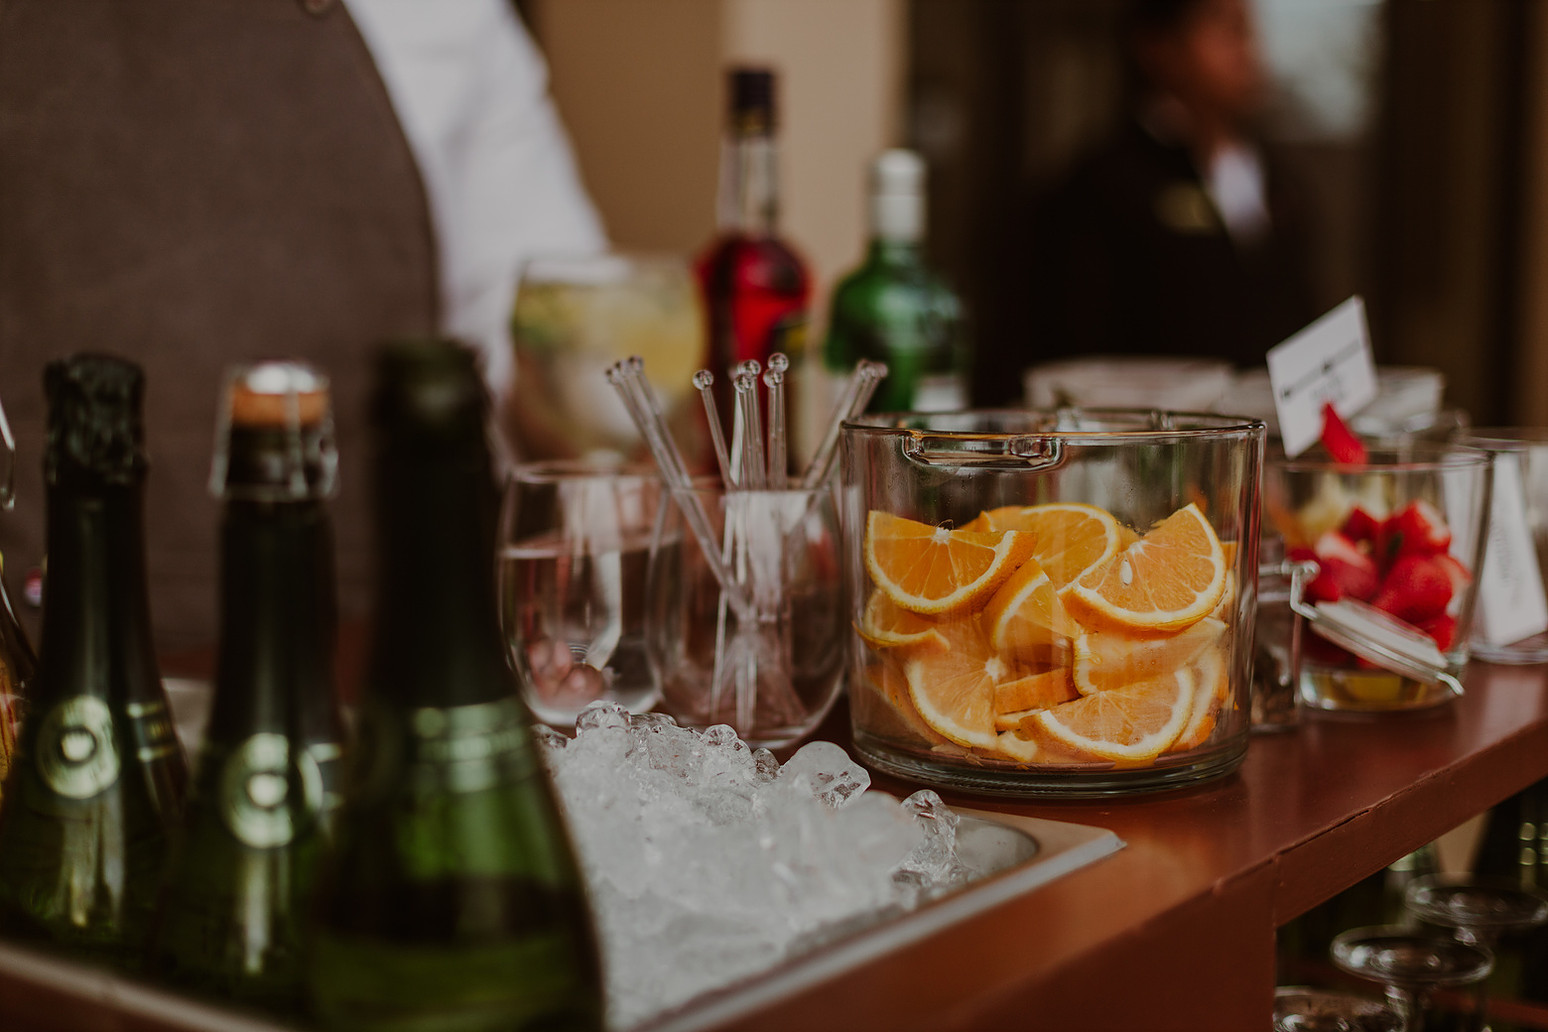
left=1339, top=506, right=1382, bottom=545
left=1305, top=569, right=1343, bottom=604
left=1310, top=530, right=1380, bottom=602
left=1379, top=500, right=1452, bottom=562
left=1417, top=613, right=1458, bottom=652
left=1370, top=553, right=1453, bottom=624
left=1432, top=553, right=1472, bottom=607
left=1321, top=402, right=1368, bottom=465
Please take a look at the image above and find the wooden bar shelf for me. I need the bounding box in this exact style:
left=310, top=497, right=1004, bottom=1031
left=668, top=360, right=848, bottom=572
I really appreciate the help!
left=722, top=661, right=1548, bottom=1031
left=3, top=662, right=1547, bottom=1031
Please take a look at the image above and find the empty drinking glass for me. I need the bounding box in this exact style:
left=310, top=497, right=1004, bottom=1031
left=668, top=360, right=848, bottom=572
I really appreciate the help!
left=1403, top=875, right=1548, bottom=1032
left=1273, top=986, right=1402, bottom=1032
left=1332, top=925, right=1494, bottom=1032
left=1451, top=428, right=1548, bottom=663
left=500, top=461, right=665, bottom=726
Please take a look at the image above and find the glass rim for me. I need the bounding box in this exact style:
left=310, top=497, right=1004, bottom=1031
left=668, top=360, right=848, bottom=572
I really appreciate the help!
left=1272, top=441, right=1493, bottom=474
left=508, top=459, right=662, bottom=485
left=842, top=407, right=1266, bottom=443
left=1453, top=426, right=1548, bottom=449
left=669, top=474, right=833, bottom=498
left=517, top=250, right=691, bottom=284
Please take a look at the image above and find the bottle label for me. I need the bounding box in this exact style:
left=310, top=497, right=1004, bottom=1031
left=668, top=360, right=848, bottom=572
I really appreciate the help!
left=34, top=696, right=120, bottom=800
left=218, top=733, right=324, bottom=849
left=126, top=699, right=180, bottom=764
left=769, top=313, right=808, bottom=359
left=912, top=373, right=968, bottom=413
left=407, top=697, right=535, bottom=796
left=308, top=740, right=345, bottom=814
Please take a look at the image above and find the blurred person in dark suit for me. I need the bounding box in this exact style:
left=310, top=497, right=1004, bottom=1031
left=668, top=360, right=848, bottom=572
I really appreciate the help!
left=988, top=0, right=1317, bottom=404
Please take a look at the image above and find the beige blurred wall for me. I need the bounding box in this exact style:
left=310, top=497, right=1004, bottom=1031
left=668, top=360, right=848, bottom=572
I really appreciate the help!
left=527, top=0, right=906, bottom=324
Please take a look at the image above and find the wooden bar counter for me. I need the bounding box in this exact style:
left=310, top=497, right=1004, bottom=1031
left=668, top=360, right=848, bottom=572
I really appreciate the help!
left=2, top=662, right=1547, bottom=1031
left=710, top=661, right=1548, bottom=1031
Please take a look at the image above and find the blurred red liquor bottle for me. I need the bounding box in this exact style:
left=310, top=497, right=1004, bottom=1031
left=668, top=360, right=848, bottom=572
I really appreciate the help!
left=696, top=67, right=811, bottom=447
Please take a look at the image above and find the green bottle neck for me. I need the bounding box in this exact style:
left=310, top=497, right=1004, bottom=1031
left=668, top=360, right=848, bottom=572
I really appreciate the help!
left=866, top=237, right=925, bottom=269
left=206, top=498, right=339, bottom=748
left=367, top=432, right=511, bottom=711
left=37, top=481, right=161, bottom=706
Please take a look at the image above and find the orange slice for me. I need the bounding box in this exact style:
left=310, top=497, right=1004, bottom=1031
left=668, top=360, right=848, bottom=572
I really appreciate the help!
left=852, top=660, right=949, bottom=748
left=1064, top=503, right=1227, bottom=634
left=982, top=558, right=1080, bottom=657
left=975, top=503, right=1122, bottom=589
left=1071, top=617, right=1226, bottom=694
left=865, top=511, right=1034, bottom=616
left=1173, top=645, right=1230, bottom=752
left=988, top=730, right=1042, bottom=764
left=1208, top=571, right=1236, bottom=622
left=903, top=618, right=1023, bottom=749
left=993, top=667, right=1078, bottom=717
left=993, top=720, right=1095, bottom=765
left=857, top=589, right=947, bottom=652
left=1031, top=668, right=1196, bottom=762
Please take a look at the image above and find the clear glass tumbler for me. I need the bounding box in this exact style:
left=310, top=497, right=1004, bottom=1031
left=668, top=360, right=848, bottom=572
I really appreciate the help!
left=645, top=482, right=846, bottom=749
left=1451, top=428, right=1548, bottom=664
left=499, top=461, right=666, bottom=726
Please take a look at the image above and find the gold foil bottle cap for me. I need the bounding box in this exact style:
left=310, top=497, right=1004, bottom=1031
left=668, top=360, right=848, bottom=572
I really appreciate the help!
left=211, top=361, right=337, bottom=500
left=228, top=362, right=331, bottom=428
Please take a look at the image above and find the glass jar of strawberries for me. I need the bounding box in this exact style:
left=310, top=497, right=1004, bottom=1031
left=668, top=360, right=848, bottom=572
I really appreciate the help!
left=1265, top=444, right=1494, bottom=712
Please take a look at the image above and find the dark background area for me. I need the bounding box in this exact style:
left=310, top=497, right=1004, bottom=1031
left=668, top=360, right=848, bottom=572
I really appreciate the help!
left=905, top=0, right=1535, bottom=423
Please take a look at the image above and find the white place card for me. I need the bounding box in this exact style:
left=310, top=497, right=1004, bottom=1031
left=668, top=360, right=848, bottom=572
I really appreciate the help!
left=1266, top=297, right=1378, bottom=457
left=1473, top=456, right=1548, bottom=646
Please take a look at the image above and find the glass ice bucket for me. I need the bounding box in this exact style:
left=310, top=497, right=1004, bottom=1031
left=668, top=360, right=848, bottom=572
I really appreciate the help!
left=840, top=410, right=1265, bottom=796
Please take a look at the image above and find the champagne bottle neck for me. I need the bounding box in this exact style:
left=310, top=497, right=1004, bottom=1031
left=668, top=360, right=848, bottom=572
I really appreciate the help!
left=718, top=132, right=780, bottom=236
left=368, top=432, right=510, bottom=710
left=207, top=498, right=338, bottom=745
left=37, top=482, right=161, bottom=704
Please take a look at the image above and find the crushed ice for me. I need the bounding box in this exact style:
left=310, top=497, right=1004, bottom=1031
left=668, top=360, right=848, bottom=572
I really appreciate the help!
left=543, top=701, right=974, bottom=1029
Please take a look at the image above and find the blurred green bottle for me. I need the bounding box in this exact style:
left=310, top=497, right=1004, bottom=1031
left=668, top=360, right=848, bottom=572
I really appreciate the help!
left=823, top=148, right=967, bottom=414
left=148, top=363, right=345, bottom=1014
left=0, top=354, right=186, bottom=965
left=309, top=341, right=604, bottom=1032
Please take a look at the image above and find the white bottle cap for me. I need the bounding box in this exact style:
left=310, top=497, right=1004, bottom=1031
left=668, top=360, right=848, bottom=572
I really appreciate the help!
left=870, top=148, right=925, bottom=243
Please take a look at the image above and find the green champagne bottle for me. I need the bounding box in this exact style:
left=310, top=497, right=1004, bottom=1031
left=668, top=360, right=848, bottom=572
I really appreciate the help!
left=0, top=354, right=186, bottom=965
left=823, top=148, right=967, bottom=414
left=309, top=341, right=604, bottom=1032
left=148, top=362, right=345, bottom=1013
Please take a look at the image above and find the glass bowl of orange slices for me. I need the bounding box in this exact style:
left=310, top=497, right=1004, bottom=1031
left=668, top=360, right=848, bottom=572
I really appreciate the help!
left=840, top=409, right=1265, bottom=796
